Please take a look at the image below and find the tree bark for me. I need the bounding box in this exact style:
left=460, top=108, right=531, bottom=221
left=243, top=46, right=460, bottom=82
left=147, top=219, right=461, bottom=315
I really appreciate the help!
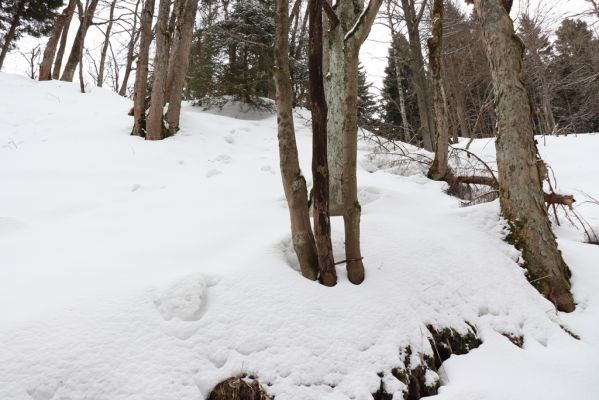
left=146, top=0, right=172, bottom=141
left=39, top=0, right=78, bottom=81
left=473, top=0, right=574, bottom=312
left=53, top=3, right=76, bottom=80
left=400, top=0, right=434, bottom=150
left=273, top=0, right=319, bottom=281
left=308, top=0, right=336, bottom=286
left=0, top=1, right=25, bottom=71
left=165, top=0, right=201, bottom=135
left=97, top=0, right=117, bottom=87
left=60, top=0, right=100, bottom=82
left=427, top=0, right=450, bottom=180
left=132, top=0, right=155, bottom=136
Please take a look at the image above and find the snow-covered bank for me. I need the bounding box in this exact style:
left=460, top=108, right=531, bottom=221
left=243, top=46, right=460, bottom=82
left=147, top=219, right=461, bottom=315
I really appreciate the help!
left=1, top=73, right=597, bottom=400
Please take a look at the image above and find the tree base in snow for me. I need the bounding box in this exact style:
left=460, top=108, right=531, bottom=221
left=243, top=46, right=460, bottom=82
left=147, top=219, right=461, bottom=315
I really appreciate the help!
left=208, top=376, right=271, bottom=400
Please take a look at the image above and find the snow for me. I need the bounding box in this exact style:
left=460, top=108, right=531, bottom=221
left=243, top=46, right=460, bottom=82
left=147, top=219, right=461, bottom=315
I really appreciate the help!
left=1, top=72, right=598, bottom=400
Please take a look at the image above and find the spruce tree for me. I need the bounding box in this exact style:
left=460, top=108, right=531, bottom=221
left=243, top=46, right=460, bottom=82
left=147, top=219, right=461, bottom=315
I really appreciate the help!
left=0, top=0, right=63, bottom=70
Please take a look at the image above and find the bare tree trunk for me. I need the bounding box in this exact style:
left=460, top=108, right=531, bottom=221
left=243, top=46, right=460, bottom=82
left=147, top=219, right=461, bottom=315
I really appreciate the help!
left=132, top=0, right=155, bottom=136
left=308, top=0, right=336, bottom=286
left=165, top=0, right=201, bottom=135
left=400, top=0, right=434, bottom=150
left=39, top=0, right=78, bottom=81
left=119, top=0, right=142, bottom=96
left=146, top=0, right=172, bottom=141
left=165, top=0, right=187, bottom=99
left=473, top=0, right=574, bottom=312
left=60, top=0, right=100, bottom=82
left=0, top=1, right=25, bottom=71
left=53, top=5, right=76, bottom=80
left=385, top=2, right=411, bottom=142
left=273, top=0, right=319, bottom=281
left=427, top=0, right=450, bottom=180
left=97, top=0, right=117, bottom=87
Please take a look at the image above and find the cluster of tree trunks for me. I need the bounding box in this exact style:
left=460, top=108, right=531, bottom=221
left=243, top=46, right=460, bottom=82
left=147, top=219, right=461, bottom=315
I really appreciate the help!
left=132, top=0, right=200, bottom=140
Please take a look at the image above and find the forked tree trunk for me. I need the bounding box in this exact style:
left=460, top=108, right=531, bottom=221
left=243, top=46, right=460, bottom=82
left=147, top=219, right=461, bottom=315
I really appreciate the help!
left=273, top=0, right=319, bottom=281
left=146, top=0, right=172, bottom=141
left=60, top=0, right=100, bottom=82
left=97, top=0, right=117, bottom=87
left=324, top=0, right=381, bottom=284
left=308, top=0, right=336, bottom=286
left=427, top=0, right=450, bottom=180
left=39, top=0, right=78, bottom=81
left=166, top=0, right=201, bottom=136
left=132, top=0, right=155, bottom=136
left=53, top=5, right=76, bottom=80
left=472, top=0, right=575, bottom=312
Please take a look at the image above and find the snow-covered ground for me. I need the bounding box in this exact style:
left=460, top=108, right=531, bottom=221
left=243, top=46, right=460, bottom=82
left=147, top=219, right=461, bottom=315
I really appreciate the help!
left=0, top=73, right=597, bottom=400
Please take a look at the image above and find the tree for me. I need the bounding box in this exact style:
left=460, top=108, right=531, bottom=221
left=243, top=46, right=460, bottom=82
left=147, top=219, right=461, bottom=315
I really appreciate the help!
left=0, top=0, right=62, bottom=70
left=468, top=0, right=575, bottom=312
left=96, top=0, right=118, bottom=88
left=399, top=0, right=435, bottom=150
left=308, top=0, right=336, bottom=286
left=380, top=35, right=419, bottom=142
left=60, top=0, right=100, bottom=82
left=273, top=0, right=319, bottom=281
left=550, top=19, right=599, bottom=133
left=165, top=0, right=201, bottom=135
left=145, top=0, right=172, bottom=140
left=357, top=62, right=377, bottom=127
left=324, top=0, right=382, bottom=284
left=131, top=0, right=155, bottom=136
left=39, top=0, right=77, bottom=81
left=427, top=0, right=450, bottom=180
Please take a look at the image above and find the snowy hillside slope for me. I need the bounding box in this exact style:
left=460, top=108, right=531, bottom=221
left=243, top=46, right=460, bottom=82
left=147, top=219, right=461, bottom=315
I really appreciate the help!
left=0, top=72, right=597, bottom=400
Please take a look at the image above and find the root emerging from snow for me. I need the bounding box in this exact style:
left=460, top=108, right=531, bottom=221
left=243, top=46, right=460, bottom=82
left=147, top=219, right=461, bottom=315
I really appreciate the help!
left=374, top=324, right=482, bottom=400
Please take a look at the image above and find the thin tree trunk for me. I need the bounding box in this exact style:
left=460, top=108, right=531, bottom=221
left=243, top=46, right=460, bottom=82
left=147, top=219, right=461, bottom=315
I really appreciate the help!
left=0, top=1, right=25, bottom=71
left=53, top=4, right=76, bottom=80
left=308, top=0, right=336, bottom=286
left=165, top=0, right=200, bottom=136
left=60, top=0, right=100, bottom=82
left=119, top=0, right=142, bottom=96
left=427, top=0, right=450, bottom=180
left=132, top=0, right=155, bottom=136
left=97, top=0, right=117, bottom=87
left=273, top=0, right=319, bottom=281
left=39, top=0, right=78, bottom=81
left=400, top=0, right=434, bottom=150
left=473, top=0, right=574, bottom=312
left=385, top=3, right=411, bottom=142
left=146, top=0, right=172, bottom=140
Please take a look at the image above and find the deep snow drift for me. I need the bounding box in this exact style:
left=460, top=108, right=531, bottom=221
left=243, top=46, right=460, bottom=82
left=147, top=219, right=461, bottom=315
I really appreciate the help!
left=1, top=73, right=598, bottom=400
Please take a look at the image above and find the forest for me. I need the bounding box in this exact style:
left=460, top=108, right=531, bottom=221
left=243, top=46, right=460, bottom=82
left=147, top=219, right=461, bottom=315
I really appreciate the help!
left=0, top=1, right=598, bottom=399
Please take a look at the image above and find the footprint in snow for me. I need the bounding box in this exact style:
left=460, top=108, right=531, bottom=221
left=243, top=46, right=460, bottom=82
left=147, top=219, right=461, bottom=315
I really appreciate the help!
left=213, top=154, right=232, bottom=164
left=260, top=165, right=275, bottom=174
left=206, top=169, right=222, bottom=178
left=154, top=274, right=208, bottom=322
left=224, top=136, right=235, bottom=144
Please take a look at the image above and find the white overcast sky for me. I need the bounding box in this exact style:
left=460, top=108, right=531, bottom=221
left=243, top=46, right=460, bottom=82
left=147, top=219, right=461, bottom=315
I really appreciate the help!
left=2, top=0, right=595, bottom=96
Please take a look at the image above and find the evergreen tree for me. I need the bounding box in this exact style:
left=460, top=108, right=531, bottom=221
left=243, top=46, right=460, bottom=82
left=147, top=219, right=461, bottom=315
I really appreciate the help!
left=357, top=62, right=376, bottom=127
left=380, top=35, right=419, bottom=140
left=0, top=0, right=63, bottom=70
left=551, top=18, right=599, bottom=133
